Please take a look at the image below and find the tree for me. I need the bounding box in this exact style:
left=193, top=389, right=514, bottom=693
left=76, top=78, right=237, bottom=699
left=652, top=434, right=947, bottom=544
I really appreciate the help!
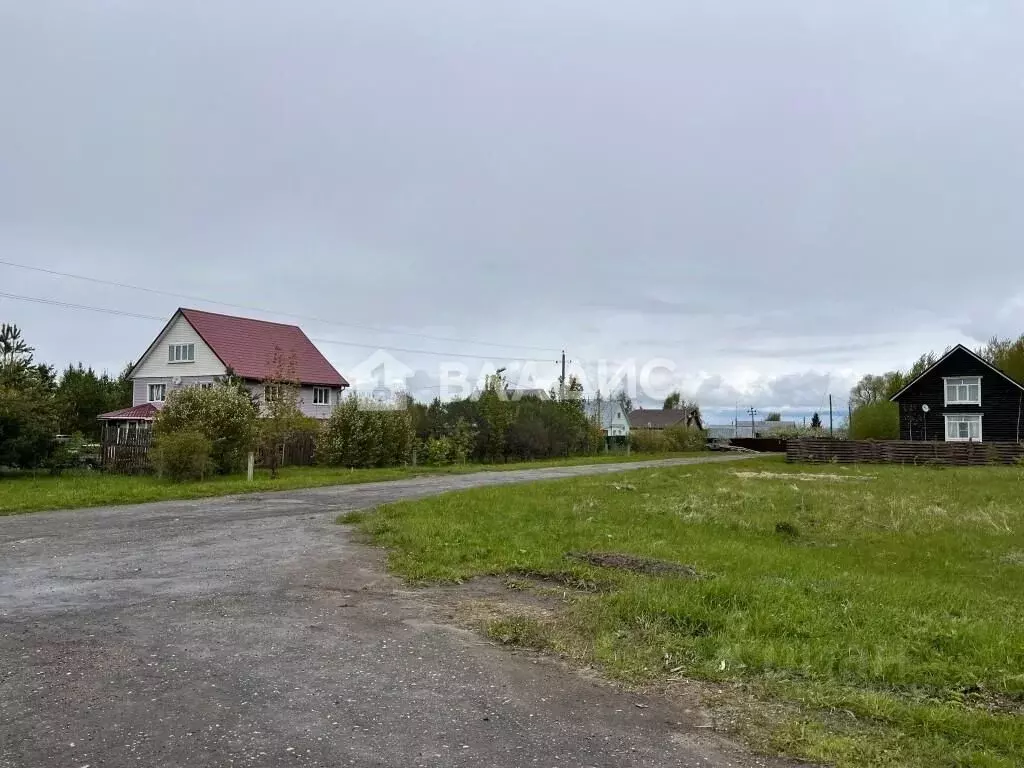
left=663, top=391, right=682, bottom=410
left=613, top=388, right=633, bottom=415
left=477, top=372, right=513, bottom=461
left=979, top=335, right=1024, bottom=384
left=849, top=372, right=905, bottom=409
left=0, top=381, right=58, bottom=468
left=849, top=401, right=900, bottom=440
left=258, top=349, right=306, bottom=478
left=154, top=383, right=258, bottom=474
left=56, top=364, right=132, bottom=438
left=765, top=411, right=782, bottom=422
left=810, top=412, right=822, bottom=430
left=0, top=323, right=33, bottom=377
left=0, top=325, right=58, bottom=468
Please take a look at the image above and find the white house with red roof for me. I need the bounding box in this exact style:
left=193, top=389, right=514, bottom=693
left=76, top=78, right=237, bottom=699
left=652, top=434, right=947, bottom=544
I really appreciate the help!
left=98, top=308, right=349, bottom=433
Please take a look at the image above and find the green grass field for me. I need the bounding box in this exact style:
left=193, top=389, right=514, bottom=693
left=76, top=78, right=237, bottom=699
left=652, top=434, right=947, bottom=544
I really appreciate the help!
left=344, top=457, right=1024, bottom=767
left=0, top=452, right=700, bottom=515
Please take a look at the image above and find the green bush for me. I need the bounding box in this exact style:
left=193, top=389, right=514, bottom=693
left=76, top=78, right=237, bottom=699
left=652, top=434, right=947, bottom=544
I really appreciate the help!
left=154, top=385, right=259, bottom=474
left=152, top=430, right=214, bottom=481
left=849, top=401, right=899, bottom=440
left=662, top=425, right=707, bottom=451
left=0, top=383, right=58, bottom=469
left=629, top=428, right=671, bottom=453
left=425, top=436, right=455, bottom=465
left=629, top=426, right=706, bottom=453
left=316, top=397, right=415, bottom=468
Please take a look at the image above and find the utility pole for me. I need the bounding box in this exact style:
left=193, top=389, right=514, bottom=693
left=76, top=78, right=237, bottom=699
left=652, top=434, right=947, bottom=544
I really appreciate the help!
left=747, top=406, right=757, bottom=437
left=560, top=350, right=566, bottom=402
left=829, top=394, right=834, bottom=438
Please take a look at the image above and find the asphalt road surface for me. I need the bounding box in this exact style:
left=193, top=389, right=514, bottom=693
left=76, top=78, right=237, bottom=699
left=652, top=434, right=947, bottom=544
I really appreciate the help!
left=1, top=455, right=796, bottom=768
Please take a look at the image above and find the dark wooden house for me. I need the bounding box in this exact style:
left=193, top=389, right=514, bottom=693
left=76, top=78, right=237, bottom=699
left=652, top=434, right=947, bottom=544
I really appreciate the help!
left=889, top=344, right=1024, bottom=443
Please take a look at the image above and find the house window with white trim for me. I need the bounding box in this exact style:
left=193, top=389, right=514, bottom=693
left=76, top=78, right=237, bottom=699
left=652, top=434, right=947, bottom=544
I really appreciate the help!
left=944, top=376, right=981, bottom=405
left=148, top=383, right=166, bottom=402
left=945, top=414, right=982, bottom=442
left=168, top=343, right=195, bottom=363
left=312, top=387, right=330, bottom=405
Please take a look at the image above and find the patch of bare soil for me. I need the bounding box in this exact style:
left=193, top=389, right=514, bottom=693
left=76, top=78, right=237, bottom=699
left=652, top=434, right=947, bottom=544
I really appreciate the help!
left=733, top=471, right=875, bottom=482
left=567, top=551, right=702, bottom=578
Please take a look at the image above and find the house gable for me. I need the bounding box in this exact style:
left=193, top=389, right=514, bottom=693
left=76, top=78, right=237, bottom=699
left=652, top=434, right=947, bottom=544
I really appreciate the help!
left=131, top=311, right=228, bottom=380
left=889, top=344, right=1024, bottom=401
left=890, top=345, right=1024, bottom=442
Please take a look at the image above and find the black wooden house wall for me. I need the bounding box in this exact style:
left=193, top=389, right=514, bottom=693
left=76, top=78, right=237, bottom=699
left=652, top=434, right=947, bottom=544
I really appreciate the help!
left=894, top=347, right=1024, bottom=442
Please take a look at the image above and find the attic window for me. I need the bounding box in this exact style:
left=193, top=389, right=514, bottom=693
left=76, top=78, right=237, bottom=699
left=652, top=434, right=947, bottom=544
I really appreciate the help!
left=944, top=377, right=980, bottom=406
left=168, top=343, right=195, bottom=363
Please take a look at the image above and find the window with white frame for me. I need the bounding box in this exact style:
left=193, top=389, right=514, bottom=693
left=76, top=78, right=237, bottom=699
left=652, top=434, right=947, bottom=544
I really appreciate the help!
left=168, top=343, right=195, bottom=363
left=944, top=376, right=980, bottom=405
left=312, top=387, right=330, bottom=405
left=945, top=414, right=982, bottom=442
left=264, top=385, right=280, bottom=403
left=148, top=383, right=166, bottom=402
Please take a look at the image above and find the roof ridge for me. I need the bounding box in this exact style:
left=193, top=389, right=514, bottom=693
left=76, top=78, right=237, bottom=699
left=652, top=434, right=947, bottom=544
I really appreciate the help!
left=889, top=343, right=1024, bottom=400
left=179, top=307, right=302, bottom=331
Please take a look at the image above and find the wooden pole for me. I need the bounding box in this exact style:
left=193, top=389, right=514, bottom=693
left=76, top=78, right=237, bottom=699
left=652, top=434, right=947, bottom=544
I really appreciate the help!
left=829, top=395, right=833, bottom=438
left=247, top=452, right=255, bottom=482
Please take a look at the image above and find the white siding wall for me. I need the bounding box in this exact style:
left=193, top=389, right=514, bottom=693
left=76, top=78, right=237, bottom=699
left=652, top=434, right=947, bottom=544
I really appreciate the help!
left=133, top=376, right=222, bottom=406
left=247, top=383, right=344, bottom=420
left=133, top=314, right=226, bottom=379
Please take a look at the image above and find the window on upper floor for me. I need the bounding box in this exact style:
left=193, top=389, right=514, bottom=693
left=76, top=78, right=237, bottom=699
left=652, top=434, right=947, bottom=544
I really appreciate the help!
left=312, top=387, right=330, bottom=405
left=944, top=376, right=980, bottom=406
left=148, top=383, right=166, bottom=402
left=945, top=413, right=982, bottom=442
left=168, top=343, right=195, bottom=363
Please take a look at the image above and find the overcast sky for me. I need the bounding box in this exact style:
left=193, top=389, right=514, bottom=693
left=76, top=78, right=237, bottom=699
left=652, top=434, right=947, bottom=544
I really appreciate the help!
left=3, top=1, right=1023, bottom=421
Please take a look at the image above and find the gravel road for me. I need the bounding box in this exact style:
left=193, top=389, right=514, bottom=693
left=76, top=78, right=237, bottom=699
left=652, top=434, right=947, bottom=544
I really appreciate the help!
left=0, top=455, right=794, bottom=767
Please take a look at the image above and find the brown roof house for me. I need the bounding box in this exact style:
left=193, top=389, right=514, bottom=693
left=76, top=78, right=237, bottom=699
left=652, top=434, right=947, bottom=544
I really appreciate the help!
left=627, top=406, right=703, bottom=431
left=98, top=308, right=349, bottom=435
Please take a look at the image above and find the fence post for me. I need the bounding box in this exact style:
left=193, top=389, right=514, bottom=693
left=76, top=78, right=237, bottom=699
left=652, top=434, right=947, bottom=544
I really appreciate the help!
left=247, top=452, right=255, bottom=482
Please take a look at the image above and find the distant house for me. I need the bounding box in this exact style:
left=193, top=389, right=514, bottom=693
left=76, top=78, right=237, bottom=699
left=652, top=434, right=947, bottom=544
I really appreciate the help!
left=627, top=407, right=703, bottom=431
left=889, top=344, right=1024, bottom=442
left=586, top=401, right=630, bottom=439
left=98, top=308, right=349, bottom=435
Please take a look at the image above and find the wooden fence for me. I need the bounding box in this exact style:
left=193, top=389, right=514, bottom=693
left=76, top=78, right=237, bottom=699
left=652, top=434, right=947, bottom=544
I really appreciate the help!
left=101, top=432, right=317, bottom=474
left=786, top=438, right=1024, bottom=466
left=101, top=432, right=154, bottom=474
left=255, top=433, right=316, bottom=468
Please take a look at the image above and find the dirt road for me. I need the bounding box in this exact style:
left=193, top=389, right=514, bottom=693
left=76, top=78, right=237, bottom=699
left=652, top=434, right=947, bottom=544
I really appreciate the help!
left=0, top=455, right=791, bottom=767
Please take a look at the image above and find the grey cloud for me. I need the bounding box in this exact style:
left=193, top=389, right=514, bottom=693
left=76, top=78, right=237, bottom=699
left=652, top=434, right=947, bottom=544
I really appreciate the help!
left=695, top=372, right=851, bottom=412
left=2, top=1, right=1022, bottom=409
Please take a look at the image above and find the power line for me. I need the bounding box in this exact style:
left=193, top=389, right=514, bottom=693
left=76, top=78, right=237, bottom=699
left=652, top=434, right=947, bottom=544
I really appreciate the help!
left=0, top=258, right=561, bottom=353
left=0, top=291, right=167, bottom=322
left=0, top=291, right=547, bottom=363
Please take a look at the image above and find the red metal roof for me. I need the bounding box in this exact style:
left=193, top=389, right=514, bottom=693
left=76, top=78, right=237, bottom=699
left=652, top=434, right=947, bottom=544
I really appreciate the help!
left=179, top=308, right=348, bottom=387
left=97, top=403, right=162, bottom=420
